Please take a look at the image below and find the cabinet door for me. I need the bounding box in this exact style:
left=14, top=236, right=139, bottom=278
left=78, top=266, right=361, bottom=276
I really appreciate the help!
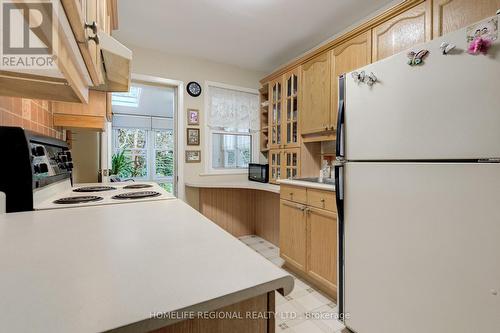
left=269, top=149, right=282, bottom=184
left=307, top=206, right=337, bottom=293
left=372, top=1, right=431, bottom=62
left=270, top=78, right=283, bottom=149
left=331, top=31, right=371, bottom=130
left=300, top=52, right=331, bottom=135
left=433, top=0, right=500, bottom=37
left=86, top=0, right=104, bottom=83
left=283, top=148, right=300, bottom=180
left=284, top=68, right=300, bottom=148
left=280, top=200, right=307, bottom=271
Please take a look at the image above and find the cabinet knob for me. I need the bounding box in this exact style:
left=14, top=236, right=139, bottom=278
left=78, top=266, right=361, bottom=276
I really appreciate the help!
left=320, top=198, right=325, bottom=202
left=84, top=21, right=98, bottom=34
left=88, top=34, right=100, bottom=45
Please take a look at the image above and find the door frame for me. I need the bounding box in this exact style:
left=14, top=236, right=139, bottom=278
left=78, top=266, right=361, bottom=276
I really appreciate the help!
left=107, top=73, right=185, bottom=199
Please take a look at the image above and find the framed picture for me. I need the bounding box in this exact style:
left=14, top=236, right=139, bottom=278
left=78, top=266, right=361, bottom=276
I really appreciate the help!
left=185, top=150, right=201, bottom=163
left=187, top=128, right=200, bottom=145
left=187, top=109, right=199, bottom=125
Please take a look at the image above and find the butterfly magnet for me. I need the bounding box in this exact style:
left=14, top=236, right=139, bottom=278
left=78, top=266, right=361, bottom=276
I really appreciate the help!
left=407, top=50, right=429, bottom=66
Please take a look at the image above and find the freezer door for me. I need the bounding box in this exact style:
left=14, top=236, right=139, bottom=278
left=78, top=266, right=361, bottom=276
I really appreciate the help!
left=345, top=20, right=500, bottom=160
left=343, top=162, right=500, bottom=333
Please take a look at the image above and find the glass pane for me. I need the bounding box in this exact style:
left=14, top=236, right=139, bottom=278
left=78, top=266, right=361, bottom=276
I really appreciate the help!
left=277, top=153, right=281, bottom=165
left=293, top=97, right=297, bottom=120
left=293, top=122, right=297, bottom=143
left=277, top=102, right=281, bottom=123
left=155, top=150, right=174, bottom=177
left=293, top=74, right=298, bottom=95
left=292, top=168, right=297, bottom=178
left=158, top=182, right=173, bottom=194
left=125, top=150, right=147, bottom=178
left=277, top=125, right=281, bottom=144
left=287, top=168, right=291, bottom=179
left=273, top=84, right=277, bottom=102
left=287, top=123, right=291, bottom=143
left=287, top=153, right=291, bottom=165
left=116, top=128, right=147, bottom=149
left=292, top=153, right=297, bottom=166
left=155, top=130, right=173, bottom=150
left=277, top=83, right=281, bottom=100
left=212, top=133, right=251, bottom=169
left=287, top=77, right=292, bottom=97
left=287, top=99, right=291, bottom=120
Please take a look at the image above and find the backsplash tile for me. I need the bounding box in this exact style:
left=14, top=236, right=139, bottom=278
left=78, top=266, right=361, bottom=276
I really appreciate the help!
left=0, top=96, right=64, bottom=139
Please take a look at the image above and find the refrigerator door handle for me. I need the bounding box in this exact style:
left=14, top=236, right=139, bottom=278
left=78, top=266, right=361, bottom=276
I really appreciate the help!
left=336, top=74, right=346, bottom=158
left=334, top=163, right=345, bottom=319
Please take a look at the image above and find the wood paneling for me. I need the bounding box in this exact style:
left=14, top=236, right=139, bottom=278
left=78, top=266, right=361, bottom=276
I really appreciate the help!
left=199, top=188, right=255, bottom=237
left=150, top=293, right=272, bottom=333
left=199, top=188, right=280, bottom=246
left=307, top=207, right=337, bottom=296
left=254, top=191, right=280, bottom=246
left=332, top=31, right=372, bottom=129
left=279, top=200, right=307, bottom=271
left=434, top=0, right=500, bottom=37
left=372, top=1, right=432, bottom=61
left=300, top=52, right=331, bottom=135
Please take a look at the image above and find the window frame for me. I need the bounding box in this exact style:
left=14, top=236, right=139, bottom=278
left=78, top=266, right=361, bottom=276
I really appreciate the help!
left=204, top=81, right=260, bottom=175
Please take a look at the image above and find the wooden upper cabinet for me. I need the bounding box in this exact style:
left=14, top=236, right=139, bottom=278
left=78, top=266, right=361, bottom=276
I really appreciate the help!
left=269, top=149, right=282, bottom=184
left=433, top=0, right=500, bottom=37
left=300, top=52, right=332, bottom=136
left=331, top=31, right=372, bottom=130
left=53, top=90, right=109, bottom=130
left=372, top=1, right=432, bottom=62
left=284, top=68, right=300, bottom=148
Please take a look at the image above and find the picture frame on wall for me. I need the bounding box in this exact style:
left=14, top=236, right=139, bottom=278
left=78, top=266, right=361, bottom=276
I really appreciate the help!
left=187, top=128, right=200, bottom=145
left=185, top=150, right=201, bottom=163
left=187, top=109, right=199, bottom=125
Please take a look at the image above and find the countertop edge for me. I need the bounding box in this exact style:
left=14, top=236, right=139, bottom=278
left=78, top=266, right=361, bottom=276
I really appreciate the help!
left=277, top=179, right=336, bottom=192
left=185, top=181, right=280, bottom=194
left=107, top=276, right=294, bottom=333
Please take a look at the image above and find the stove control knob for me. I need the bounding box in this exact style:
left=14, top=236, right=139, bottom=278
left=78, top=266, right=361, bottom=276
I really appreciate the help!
left=32, top=146, right=45, bottom=157
left=33, top=164, right=40, bottom=173
left=60, top=155, right=68, bottom=163
left=65, top=152, right=72, bottom=161
left=39, top=163, right=49, bottom=173
left=66, top=162, right=73, bottom=169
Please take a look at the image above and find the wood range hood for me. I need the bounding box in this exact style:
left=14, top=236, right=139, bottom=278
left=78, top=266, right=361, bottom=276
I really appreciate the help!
left=92, top=32, right=132, bottom=93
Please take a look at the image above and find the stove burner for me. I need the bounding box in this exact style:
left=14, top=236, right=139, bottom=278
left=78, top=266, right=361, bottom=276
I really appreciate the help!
left=112, top=191, right=161, bottom=200
left=53, top=196, right=103, bottom=204
left=73, top=186, right=117, bottom=193
left=123, top=184, right=153, bottom=189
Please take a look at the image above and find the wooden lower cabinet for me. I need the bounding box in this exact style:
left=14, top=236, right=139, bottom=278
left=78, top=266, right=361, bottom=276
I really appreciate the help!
left=306, top=207, right=337, bottom=295
left=279, top=187, right=338, bottom=299
left=279, top=200, right=307, bottom=271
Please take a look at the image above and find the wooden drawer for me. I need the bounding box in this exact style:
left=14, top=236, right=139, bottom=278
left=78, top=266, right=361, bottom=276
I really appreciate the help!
left=280, top=184, right=307, bottom=204
left=307, top=188, right=336, bottom=212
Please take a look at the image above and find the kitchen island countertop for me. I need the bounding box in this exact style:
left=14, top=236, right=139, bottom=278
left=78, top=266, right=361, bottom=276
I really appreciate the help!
left=0, top=199, right=293, bottom=333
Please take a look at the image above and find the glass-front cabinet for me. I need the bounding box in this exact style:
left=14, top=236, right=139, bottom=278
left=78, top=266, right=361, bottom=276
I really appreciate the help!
left=283, top=148, right=300, bottom=180
left=284, top=69, right=300, bottom=148
left=270, top=78, right=282, bottom=149
left=270, top=149, right=282, bottom=184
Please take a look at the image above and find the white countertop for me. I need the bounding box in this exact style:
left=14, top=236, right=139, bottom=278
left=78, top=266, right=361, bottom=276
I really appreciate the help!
left=0, top=200, right=293, bottom=333
left=278, top=179, right=336, bottom=192
left=185, top=180, right=280, bottom=193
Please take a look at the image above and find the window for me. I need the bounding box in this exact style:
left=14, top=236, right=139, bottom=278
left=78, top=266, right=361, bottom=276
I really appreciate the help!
left=206, top=82, right=259, bottom=173
left=112, top=81, right=176, bottom=193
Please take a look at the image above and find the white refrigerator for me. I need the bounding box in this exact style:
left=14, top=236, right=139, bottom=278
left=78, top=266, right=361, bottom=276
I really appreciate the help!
left=335, top=15, right=500, bottom=333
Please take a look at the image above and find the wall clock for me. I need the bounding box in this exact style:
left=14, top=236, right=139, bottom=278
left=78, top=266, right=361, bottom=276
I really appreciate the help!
left=187, top=81, right=202, bottom=97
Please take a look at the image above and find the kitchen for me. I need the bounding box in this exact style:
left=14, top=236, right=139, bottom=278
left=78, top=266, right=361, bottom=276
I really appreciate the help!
left=1, top=0, right=500, bottom=332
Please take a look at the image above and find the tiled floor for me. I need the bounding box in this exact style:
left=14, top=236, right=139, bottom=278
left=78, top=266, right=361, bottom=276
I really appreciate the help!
left=238, top=235, right=348, bottom=333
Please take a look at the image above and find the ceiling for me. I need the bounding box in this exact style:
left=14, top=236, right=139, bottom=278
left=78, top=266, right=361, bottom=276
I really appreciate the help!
left=113, top=0, right=396, bottom=72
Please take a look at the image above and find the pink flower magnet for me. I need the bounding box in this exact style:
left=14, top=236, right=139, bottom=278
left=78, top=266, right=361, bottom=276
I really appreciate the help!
left=467, top=37, right=492, bottom=55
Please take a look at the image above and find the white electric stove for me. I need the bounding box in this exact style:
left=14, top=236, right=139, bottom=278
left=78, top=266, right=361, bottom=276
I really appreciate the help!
left=34, top=178, right=176, bottom=210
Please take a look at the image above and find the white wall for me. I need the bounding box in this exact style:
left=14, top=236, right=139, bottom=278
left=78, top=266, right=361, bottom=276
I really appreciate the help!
left=127, top=45, right=266, bottom=207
